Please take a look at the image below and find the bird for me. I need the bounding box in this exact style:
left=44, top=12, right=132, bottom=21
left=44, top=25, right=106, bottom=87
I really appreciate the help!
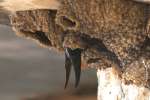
left=64, top=47, right=83, bottom=88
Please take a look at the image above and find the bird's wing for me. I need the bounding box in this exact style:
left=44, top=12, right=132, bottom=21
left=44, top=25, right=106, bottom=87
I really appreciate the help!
left=65, top=48, right=82, bottom=88
left=64, top=48, right=72, bottom=88
left=71, top=49, right=82, bottom=88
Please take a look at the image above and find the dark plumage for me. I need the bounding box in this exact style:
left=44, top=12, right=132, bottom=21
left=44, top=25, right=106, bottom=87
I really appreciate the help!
left=64, top=47, right=82, bottom=88
left=64, top=48, right=72, bottom=88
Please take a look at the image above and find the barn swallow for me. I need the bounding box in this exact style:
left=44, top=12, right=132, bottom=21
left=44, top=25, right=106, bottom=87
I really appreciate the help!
left=64, top=47, right=83, bottom=88
left=64, top=48, right=72, bottom=88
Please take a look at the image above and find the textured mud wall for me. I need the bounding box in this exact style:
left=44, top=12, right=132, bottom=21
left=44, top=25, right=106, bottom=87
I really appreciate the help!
left=10, top=0, right=150, bottom=88
left=10, top=10, right=64, bottom=51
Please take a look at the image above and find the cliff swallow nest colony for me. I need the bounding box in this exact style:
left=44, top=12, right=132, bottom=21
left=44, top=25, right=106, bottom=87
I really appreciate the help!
left=10, top=0, right=150, bottom=88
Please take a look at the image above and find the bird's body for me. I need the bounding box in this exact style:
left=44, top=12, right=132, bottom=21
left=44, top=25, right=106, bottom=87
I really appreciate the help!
left=64, top=48, right=82, bottom=88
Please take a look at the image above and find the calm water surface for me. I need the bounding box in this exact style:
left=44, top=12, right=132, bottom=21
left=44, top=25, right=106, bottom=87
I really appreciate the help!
left=0, top=25, right=97, bottom=100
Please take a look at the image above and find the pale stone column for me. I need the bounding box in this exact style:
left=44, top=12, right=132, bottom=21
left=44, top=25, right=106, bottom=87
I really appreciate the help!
left=97, top=68, right=150, bottom=100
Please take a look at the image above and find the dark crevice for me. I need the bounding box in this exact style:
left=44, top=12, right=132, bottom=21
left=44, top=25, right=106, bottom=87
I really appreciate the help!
left=140, top=36, right=150, bottom=59
left=35, top=31, right=52, bottom=46
left=60, top=16, right=76, bottom=28
left=87, top=58, right=101, bottom=64
left=141, top=36, right=150, bottom=51
left=76, top=33, right=122, bottom=67
left=20, top=30, right=52, bottom=46
left=124, top=36, right=150, bottom=66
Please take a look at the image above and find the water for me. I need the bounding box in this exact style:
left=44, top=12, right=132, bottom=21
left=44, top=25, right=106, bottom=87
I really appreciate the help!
left=0, top=25, right=97, bottom=100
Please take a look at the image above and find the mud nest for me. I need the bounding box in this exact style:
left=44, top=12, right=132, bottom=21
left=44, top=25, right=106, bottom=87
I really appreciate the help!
left=10, top=0, right=150, bottom=88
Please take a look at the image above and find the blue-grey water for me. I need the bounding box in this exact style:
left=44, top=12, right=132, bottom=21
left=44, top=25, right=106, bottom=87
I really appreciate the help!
left=0, top=25, right=97, bottom=100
